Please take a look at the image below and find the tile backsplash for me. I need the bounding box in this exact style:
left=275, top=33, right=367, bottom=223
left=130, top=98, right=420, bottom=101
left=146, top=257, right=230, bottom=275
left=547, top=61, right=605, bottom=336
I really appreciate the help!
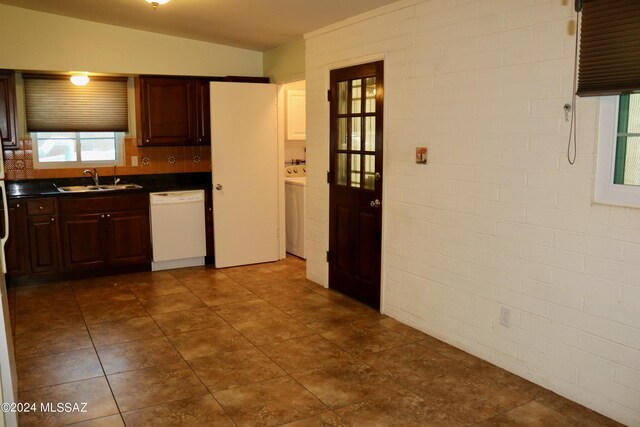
left=3, top=137, right=211, bottom=180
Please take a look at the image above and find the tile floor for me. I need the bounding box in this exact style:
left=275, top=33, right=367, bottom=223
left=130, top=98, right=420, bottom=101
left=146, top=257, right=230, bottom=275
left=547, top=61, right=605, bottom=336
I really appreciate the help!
left=9, top=256, right=624, bottom=426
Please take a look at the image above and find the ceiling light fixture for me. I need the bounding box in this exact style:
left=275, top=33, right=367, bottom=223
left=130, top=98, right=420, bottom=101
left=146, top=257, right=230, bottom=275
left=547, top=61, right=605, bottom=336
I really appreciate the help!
left=146, top=0, right=170, bottom=10
left=70, top=74, right=90, bottom=86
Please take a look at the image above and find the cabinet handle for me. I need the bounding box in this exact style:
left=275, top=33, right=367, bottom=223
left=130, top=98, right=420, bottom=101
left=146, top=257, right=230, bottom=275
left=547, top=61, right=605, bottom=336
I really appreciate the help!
left=146, top=139, right=150, bottom=143
left=208, top=208, right=212, bottom=211
left=50, top=218, right=55, bottom=222
left=107, top=214, right=111, bottom=218
left=101, top=214, right=105, bottom=218
left=16, top=204, right=19, bottom=208
left=39, top=206, right=44, bottom=210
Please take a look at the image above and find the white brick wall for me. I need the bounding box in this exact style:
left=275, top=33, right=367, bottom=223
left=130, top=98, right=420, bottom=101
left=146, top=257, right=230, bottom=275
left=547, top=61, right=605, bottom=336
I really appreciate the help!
left=304, top=0, right=640, bottom=425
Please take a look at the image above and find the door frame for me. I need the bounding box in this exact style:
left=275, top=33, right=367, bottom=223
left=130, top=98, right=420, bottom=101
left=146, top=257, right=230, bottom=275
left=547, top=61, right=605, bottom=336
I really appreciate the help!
left=325, top=53, right=388, bottom=313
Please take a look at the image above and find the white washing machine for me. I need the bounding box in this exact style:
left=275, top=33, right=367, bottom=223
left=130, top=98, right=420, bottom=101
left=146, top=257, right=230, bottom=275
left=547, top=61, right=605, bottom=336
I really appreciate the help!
left=285, top=166, right=306, bottom=258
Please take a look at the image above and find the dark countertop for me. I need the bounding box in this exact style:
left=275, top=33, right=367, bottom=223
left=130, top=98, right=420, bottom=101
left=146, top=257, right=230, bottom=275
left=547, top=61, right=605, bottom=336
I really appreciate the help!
left=6, top=172, right=211, bottom=199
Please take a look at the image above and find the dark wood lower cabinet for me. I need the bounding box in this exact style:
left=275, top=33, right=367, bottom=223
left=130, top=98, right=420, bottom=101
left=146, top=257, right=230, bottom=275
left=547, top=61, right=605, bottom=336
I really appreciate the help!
left=60, top=213, right=108, bottom=271
left=3, top=200, right=28, bottom=276
left=60, top=195, right=151, bottom=273
left=7, top=194, right=151, bottom=282
left=107, top=210, right=151, bottom=266
left=27, top=215, right=60, bottom=274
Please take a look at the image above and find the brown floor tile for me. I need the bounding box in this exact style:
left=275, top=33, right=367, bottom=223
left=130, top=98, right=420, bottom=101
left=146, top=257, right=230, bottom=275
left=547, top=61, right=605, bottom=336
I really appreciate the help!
left=107, top=361, right=208, bottom=413
left=188, top=346, right=286, bottom=392
left=138, top=291, right=206, bottom=315
left=264, top=290, right=333, bottom=314
left=96, top=336, right=183, bottom=375
left=87, top=316, right=164, bottom=346
left=167, top=325, right=253, bottom=360
left=74, top=284, right=136, bottom=307
left=410, top=371, right=521, bottom=424
left=14, top=325, right=92, bottom=359
left=179, top=274, right=244, bottom=297
left=321, top=320, right=417, bottom=356
left=233, top=312, right=315, bottom=346
left=214, top=376, right=326, bottom=427
left=65, top=414, right=125, bottom=426
left=378, top=317, right=429, bottom=340
left=17, top=349, right=103, bottom=391
left=121, top=394, right=234, bottom=427
left=292, top=360, right=402, bottom=409
left=280, top=411, right=351, bottom=427
left=536, top=392, right=625, bottom=427
left=151, top=307, right=226, bottom=335
left=18, top=377, right=119, bottom=427
left=213, top=298, right=284, bottom=325
left=477, top=400, right=578, bottom=426
left=15, top=307, right=85, bottom=336
left=198, top=284, right=257, bottom=307
left=288, top=304, right=370, bottom=333
left=113, top=270, right=176, bottom=285
left=260, top=334, right=355, bottom=374
left=361, top=342, right=465, bottom=387
left=335, top=388, right=465, bottom=427
left=81, top=300, right=147, bottom=325
left=127, top=278, right=190, bottom=299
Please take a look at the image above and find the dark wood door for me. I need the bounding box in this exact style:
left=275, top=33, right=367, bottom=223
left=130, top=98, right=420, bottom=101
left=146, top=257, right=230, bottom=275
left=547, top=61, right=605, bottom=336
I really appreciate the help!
left=27, top=215, right=60, bottom=274
left=138, top=76, right=197, bottom=146
left=107, top=210, right=151, bottom=266
left=0, top=70, right=18, bottom=149
left=4, top=200, right=28, bottom=276
left=60, top=213, right=108, bottom=271
left=329, top=61, right=384, bottom=310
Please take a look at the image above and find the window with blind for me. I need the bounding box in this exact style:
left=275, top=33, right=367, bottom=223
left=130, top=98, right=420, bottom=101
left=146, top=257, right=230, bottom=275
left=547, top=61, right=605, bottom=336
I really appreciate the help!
left=23, top=74, right=129, bottom=168
left=581, top=1, right=640, bottom=207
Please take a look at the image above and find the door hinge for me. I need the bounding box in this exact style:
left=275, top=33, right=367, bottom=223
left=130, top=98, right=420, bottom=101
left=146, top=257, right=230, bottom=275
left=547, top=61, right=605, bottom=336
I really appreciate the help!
left=327, top=89, right=332, bottom=102
left=326, top=250, right=331, bottom=262
left=327, top=170, right=331, bottom=184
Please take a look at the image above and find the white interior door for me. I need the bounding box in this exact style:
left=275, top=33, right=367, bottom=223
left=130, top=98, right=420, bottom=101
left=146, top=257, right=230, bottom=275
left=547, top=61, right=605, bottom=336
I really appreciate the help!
left=210, top=82, right=279, bottom=268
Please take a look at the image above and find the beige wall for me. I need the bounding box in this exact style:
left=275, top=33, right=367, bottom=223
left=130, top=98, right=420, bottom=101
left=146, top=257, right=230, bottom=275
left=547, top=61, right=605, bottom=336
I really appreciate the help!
left=263, top=38, right=305, bottom=83
left=0, top=3, right=262, bottom=76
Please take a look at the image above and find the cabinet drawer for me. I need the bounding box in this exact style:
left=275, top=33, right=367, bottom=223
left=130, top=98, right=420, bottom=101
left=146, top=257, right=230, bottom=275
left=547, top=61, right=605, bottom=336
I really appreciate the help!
left=59, top=194, right=148, bottom=214
left=26, top=199, right=56, bottom=216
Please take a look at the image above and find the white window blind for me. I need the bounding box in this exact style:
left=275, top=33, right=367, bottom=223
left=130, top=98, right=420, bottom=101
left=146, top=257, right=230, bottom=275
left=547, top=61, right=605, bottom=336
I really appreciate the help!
left=23, top=74, right=129, bottom=132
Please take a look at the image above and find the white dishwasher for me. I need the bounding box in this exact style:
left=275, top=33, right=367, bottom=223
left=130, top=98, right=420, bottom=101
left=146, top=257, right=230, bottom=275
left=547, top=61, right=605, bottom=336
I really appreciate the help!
left=150, top=190, right=206, bottom=271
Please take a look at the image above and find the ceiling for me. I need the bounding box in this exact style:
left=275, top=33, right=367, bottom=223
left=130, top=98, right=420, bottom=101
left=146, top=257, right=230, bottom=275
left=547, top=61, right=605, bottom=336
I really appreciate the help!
left=0, top=0, right=401, bottom=51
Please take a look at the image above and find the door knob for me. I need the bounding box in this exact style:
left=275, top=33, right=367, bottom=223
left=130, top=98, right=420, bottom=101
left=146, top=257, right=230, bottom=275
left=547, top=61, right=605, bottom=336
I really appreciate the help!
left=215, top=184, right=223, bottom=191
left=370, top=199, right=381, bottom=208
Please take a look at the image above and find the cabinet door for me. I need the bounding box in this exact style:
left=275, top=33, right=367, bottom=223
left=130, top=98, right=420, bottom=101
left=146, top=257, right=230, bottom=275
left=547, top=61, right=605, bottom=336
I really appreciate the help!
left=138, top=76, right=197, bottom=146
left=0, top=70, right=18, bottom=149
left=195, top=78, right=211, bottom=145
left=27, top=215, right=60, bottom=274
left=107, top=210, right=151, bottom=266
left=3, top=200, right=28, bottom=276
left=60, top=213, right=108, bottom=271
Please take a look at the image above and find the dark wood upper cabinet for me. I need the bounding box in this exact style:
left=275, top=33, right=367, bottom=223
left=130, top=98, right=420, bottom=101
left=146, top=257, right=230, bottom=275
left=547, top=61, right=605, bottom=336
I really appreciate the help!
left=0, top=70, right=19, bottom=149
left=136, top=76, right=197, bottom=146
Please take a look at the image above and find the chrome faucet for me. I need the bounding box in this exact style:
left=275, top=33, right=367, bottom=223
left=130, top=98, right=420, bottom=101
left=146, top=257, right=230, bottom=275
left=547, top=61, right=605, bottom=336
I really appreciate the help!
left=83, top=168, right=99, bottom=186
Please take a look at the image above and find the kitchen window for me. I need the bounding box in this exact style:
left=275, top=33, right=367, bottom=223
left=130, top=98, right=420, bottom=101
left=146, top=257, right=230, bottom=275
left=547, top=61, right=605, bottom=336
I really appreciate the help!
left=595, top=94, right=640, bottom=208
left=32, top=131, right=125, bottom=168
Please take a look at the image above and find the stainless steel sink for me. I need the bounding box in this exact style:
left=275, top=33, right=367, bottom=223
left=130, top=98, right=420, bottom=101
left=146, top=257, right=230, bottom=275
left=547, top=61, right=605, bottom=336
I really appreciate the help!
left=56, top=184, right=142, bottom=193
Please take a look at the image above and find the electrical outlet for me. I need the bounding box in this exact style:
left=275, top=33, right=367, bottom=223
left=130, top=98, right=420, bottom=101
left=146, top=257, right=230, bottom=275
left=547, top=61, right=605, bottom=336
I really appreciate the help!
left=131, top=156, right=138, bottom=167
left=500, top=307, right=511, bottom=327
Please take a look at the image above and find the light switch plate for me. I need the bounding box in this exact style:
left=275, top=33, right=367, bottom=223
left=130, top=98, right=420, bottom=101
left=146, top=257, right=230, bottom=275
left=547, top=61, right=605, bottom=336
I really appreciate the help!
left=131, top=156, right=139, bottom=167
